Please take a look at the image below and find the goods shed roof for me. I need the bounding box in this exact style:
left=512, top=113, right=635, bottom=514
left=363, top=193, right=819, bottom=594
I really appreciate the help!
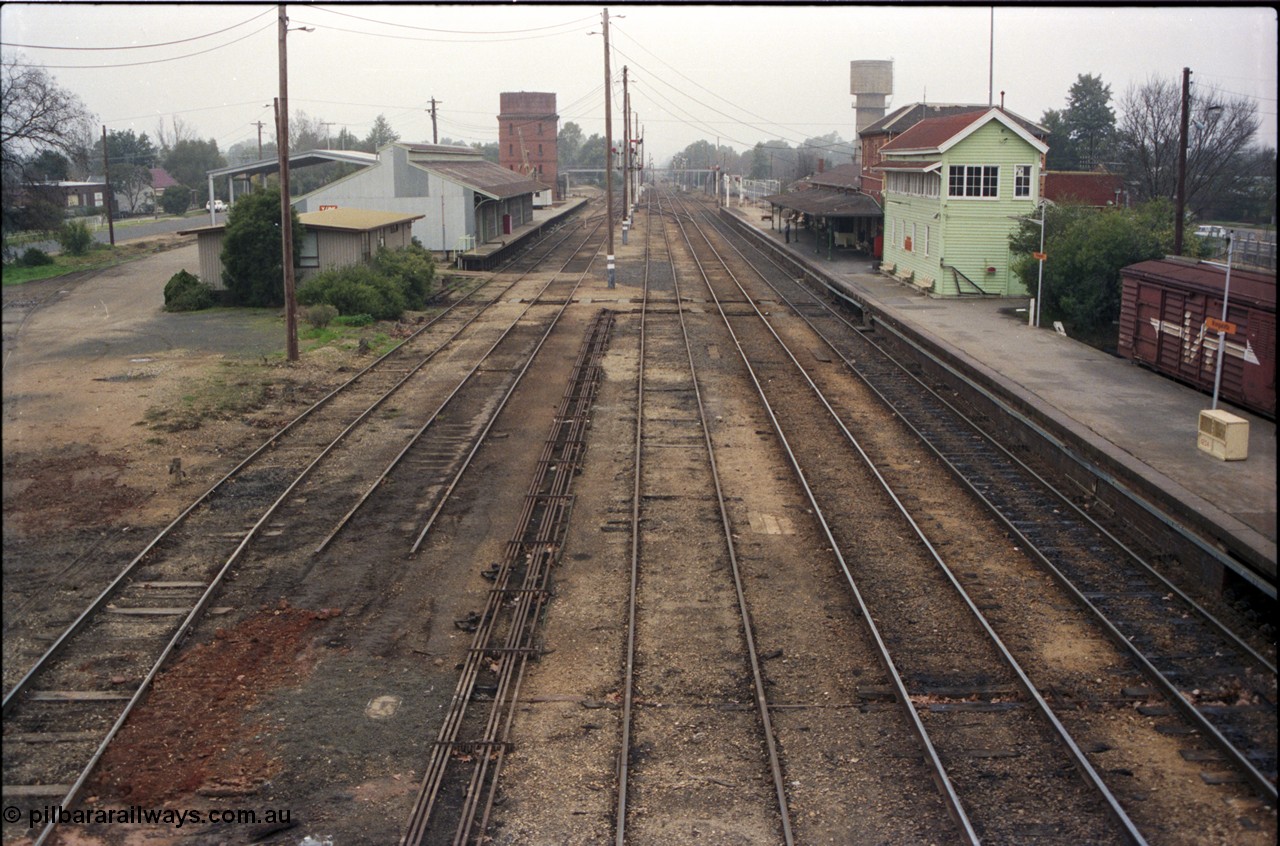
left=762, top=188, right=882, bottom=218
left=411, top=159, right=549, bottom=200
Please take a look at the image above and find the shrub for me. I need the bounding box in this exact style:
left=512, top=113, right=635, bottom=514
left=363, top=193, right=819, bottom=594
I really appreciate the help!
left=19, top=247, right=54, bottom=267
left=333, top=313, right=374, bottom=327
left=160, top=185, right=193, bottom=216
left=296, top=264, right=407, bottom=320
left=220, top=188, right=304, bottom=308
left=163, top=269, right=216, bottom=312
left=373, top=242, right=437, bottom=309
left=304, top=303, right=339, bottom=328
left=58, top=220, right=94, bottom=256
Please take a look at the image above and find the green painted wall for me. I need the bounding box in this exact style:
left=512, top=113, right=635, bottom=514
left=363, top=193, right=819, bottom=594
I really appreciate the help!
left=882, top=119, right=1041, bottom=297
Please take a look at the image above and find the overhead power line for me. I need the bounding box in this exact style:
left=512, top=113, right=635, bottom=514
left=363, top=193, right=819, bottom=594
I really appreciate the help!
left=1, top=8, right=273, bottom=51
left=5, top=21, right=275, bottom=70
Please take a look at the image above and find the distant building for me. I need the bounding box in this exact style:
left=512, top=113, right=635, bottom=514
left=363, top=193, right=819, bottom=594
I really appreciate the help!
left=24, top=180, right=108, bottom=212
left=497, top=92, right=558, bottom=205
left=1043, top=169, right=1125, bottom=208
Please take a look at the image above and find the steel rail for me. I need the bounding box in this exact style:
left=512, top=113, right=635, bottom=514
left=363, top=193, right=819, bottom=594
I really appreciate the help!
left=5, top=206, right=604, bottom=846
left=400, top=209, right=618, bottom=844
left=613, top=188, right=653, bottom=846
left=316, top=214, right=606, bottom=554
left=406, top=214, right=613, bottom=555
left=3, top=210, right=594, bottom=715
left=709, top=208, right=1274, bottom=674
left=677, top=191, right=1151, bottom=844
left=705, top=208, right=1278, bottom=801
left=661, top=190, right=799, bottom=845
left=718, top=210, right=1273, bottom=602
left=401, top=310, right=613, bottom=846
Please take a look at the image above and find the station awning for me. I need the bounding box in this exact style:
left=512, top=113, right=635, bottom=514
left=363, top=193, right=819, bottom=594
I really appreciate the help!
left=761, top=188, right=882, bottom=218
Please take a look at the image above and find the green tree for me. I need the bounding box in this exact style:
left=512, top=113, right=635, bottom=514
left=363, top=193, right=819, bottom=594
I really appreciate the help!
left=363, top=114, right=399, bottom=151
left=159, top=184, right=192, bottom=215
left=220, top=187, right=304, bottom=307
left=1064, top=74, right=1115, bottom=169
left=27, top=148, right=70, bottom=181
left=99, top=128, right=157, bottom=168
left=1039, top=109, right=1080, bottom=171
left=1010, top=200, right=1172, bottom=347
left=112, top=162, right=152, bottom=214
left=163, top=138, right=225, bottom=203
left=558, top=122, right=584, bottom=168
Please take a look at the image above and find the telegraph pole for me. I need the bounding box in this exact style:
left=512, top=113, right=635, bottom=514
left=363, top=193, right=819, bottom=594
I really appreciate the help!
left=100, top=126, right=115, bottom=245
left=428, top=97, right=441, bottom=144
left=1174, top=66, right=1191, bottom=256
left=278, top=4, right=298, bottom=362
left=252, top=120, right=267, bottom=187
left=603, top=8, right=615, bottom=288
left=622, top=66, right=630, bottom=215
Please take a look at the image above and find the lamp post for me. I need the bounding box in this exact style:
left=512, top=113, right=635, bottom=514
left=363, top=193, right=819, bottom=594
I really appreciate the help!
left=1211, top=233, right=1235, bottom=410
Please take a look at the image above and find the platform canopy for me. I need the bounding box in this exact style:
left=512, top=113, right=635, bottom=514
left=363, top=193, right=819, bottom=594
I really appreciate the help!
left=762, top=187, right=882, bottom=218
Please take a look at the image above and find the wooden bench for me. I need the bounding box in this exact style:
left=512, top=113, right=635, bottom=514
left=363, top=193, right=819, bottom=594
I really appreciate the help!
left=914, top=274, right=935, bottom=292
left=880, top=262, right=896, bottom=276
left=761, top=213, right=773, bottom=222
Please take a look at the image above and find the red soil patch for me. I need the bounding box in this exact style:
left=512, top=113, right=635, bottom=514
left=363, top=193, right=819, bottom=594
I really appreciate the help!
left=89, top=602, right=339, bottom=805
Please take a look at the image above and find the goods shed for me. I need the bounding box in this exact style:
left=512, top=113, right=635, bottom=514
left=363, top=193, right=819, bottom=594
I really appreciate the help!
left=1118, top=258, right=1275, bottom=418
left=761, top=188, right=883, bottom=260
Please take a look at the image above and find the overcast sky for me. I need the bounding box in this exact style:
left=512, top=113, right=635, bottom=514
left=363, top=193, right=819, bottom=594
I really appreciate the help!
left=3, top=3, right=1276, bottom=164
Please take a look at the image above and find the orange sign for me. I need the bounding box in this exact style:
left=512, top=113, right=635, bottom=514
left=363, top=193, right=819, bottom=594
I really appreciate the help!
left=1205, top=317, right=1237, bottom=334
left=1032, top=251, right=1047, bottom=260
left=319, top=204, right=339, bottom=211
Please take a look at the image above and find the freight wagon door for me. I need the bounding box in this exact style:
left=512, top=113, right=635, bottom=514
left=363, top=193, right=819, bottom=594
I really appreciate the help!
left=1129, top=283, right=1166, bottom=365
left=1243, top=311, right=1276, bottom=416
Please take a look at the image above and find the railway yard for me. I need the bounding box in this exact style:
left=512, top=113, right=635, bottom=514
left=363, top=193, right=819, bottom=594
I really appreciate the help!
left=2, top=190, right=1276, bottom=845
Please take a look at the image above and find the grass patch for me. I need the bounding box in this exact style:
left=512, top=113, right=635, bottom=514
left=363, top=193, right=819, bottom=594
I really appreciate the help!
left=3, top=239, right=182, bottom=286
left=143, top=361, right=272, bottom=432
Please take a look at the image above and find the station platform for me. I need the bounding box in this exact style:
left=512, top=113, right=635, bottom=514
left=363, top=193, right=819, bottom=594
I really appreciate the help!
left=722, top=203, right=1276, bottom=590
left=457, top=197, right=588, bottom=270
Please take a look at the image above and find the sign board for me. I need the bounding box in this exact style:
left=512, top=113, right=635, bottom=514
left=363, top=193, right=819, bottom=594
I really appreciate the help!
left=1205, top=317, right=1237, bottom=335
left=319, top=204, right=339, bottom=211
left=1032, top=251, right=1047, bottom=260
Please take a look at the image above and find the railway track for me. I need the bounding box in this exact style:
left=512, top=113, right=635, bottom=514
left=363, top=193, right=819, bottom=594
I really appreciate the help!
left=1, top=203, right=611, bottom=846
left=702, top=201, right=1278, bottom=805
left=665, top=189, right=1144, bottom=844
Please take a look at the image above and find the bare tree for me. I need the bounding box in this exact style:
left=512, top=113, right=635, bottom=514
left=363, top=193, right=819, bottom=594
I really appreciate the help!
left=153, top=115, right=197, bottom=156
left=1116, top=75, right=1260, bottom=214
left=1, top=54, right=95, bottom=168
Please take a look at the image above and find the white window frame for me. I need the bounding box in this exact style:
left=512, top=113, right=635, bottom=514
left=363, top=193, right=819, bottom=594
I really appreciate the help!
left=1015, top=164, right=1032, bottom=198
left=948, top=164, right=999, bottom=199
left=923, top=224, right=930, bottom=257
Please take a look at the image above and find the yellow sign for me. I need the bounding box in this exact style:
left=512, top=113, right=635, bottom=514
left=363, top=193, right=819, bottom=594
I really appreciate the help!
left=1205, top=317, right=1237, bottom=334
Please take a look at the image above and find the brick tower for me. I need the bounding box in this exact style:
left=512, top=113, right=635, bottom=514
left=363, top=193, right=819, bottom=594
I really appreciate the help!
left=498, top=92, right=559, bottom=197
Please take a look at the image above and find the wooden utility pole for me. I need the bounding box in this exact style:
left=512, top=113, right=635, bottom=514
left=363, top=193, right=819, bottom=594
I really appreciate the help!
left=428, top=98, right=441, bottom=144
left=278, top=4, right=298, bottom=361
left=1174, top=66, right=1191, bottom=256
left=100, top=125, right=115, bottom=246
left=253, top=120, right=267, bottom=187
left=603, top=8, right=615, bottom=288
left=622, top=66, right=630, bottom=215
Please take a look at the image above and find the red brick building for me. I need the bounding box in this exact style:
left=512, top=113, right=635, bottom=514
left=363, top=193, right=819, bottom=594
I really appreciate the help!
left=498, top=92, right=558, bottom=201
